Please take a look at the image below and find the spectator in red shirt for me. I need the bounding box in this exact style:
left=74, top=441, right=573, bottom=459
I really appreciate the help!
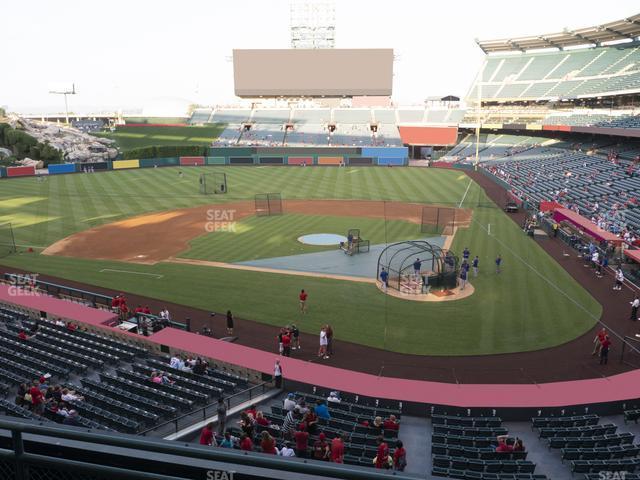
left=18, top=330, right=28, bottom=341
left=393, top=440, right=407, bottom=471
left=313, top=432, right=330, bottom=461
left=29, top=381, right=45, bottom=414
left=199, top=422, right=214, bottom=446
left=119, top=303, right=129, bottom=321
left=260, top=431, right=277, bottom=454
left=303, top=407, right=318, bottom=434
left=66, top=322, right=77, bottom=332
left=239, top=433, right=253, bottom=451
left=592, top=327, right=607, bottom=356
left=496, top=435, right=514, bottom=453
left=600, top=335, right=612, bottom=365
left=143, top=305, right=151, bottom=314
left=111, top=295, right=121, bottom=311
left=330, top=432, right=344, bottom=463
left=374, top=436, right=390, bottom=469
left=281, top=331, right=292, bottom=357
left=245, top=404, right=257, bottom=420
left=293, top=423, right=309, bottom=458
left=134, top=305, right=144, bottom=315
left=383, top=414, right=399, bottom=432
left=299, top=289, right=308, bottom=314
left=255, top=411, right=270, bottom=427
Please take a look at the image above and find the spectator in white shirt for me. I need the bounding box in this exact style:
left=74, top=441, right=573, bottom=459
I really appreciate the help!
left=630, top=296, right=639, bottom=321
left=60, top=388, right=84, bottom=402
left=278, top=442, right=296, bottom=457
left=170, top=356, right=183, bottom=370
left=327, top=391, right=341, bottom=404
left=283, top=393, right=297, bottom=412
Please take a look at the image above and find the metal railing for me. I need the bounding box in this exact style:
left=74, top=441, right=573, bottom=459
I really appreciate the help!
left=0, top=417, right=416, bottom=480
left=3, top=273, right=112, bottom=308
left=138, top=382, right=270, bottom=437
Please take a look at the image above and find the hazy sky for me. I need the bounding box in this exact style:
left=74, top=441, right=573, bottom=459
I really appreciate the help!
left=2, top=0, right=639, bottom=113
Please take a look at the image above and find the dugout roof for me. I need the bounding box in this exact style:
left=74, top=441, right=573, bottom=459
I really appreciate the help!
left=477, top=14, right=640, bottom=53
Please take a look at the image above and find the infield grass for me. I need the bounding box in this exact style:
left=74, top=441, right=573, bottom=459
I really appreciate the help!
left=0, top=167, right=601, bottom=355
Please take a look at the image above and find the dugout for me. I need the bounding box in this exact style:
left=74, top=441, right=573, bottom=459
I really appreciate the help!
left=377, top=240, right=458, bottom=294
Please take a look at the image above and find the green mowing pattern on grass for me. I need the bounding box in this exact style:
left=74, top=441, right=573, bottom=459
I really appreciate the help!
left=181, top=214, right=423, bottom=263
left=93, top=125, right=225, bottom=152
left=0, top=167, right=470, bottom=249
left=0, top=167, right=601, bottom=355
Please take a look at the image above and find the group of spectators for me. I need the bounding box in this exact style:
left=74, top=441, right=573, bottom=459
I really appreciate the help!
left=168, top=354, right=210, bottom=375
left=199, top=392, right=406, bottom=470
left=275, top=323, right=335, bottom=360
left=592, top=327, right=613, bottom=365
left=111, top=293, right=172, bottom=335
left=16, top=378, right=83, bottom=426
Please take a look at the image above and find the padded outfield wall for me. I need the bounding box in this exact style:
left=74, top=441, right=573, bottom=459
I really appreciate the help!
left=0, top=147, right=409, bottom=178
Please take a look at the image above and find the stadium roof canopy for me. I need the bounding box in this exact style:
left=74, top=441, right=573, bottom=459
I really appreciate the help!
left=476, top=14, right=640, bottom=53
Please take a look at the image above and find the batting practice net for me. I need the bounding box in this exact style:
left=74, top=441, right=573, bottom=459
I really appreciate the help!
left=377, top=240, right=458, bottom=294
left=199, top=172, right=227, bottom=195
left=255, top=193, right=283, bottom=217
left=421, top=206, right=462, bottom=236
left=0, top=223, right=17, bottom=258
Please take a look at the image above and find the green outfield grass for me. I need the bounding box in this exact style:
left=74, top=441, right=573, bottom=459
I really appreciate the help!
left=181, top=214, right=423, bottom=262
left=0, top=167, right=602, bottom=355
left=93, top=125, right=225, bottom=152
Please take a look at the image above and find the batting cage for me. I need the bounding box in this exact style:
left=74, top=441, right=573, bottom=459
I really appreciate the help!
left=0, top=223, right=17, bottom=258
left=421, top=206, right=461, bottom=235
left=377, top=240, right=458, bottom=294
left=255, top=193, right=283, bottom=217
left=199, top=172, right=227, bottom=195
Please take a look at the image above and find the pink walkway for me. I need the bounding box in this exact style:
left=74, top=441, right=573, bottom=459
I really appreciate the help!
left=0, top=284, right=116, bottom=325
left=3, top=284, right=640, bottom=408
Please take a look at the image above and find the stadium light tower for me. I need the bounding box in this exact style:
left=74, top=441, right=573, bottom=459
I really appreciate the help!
left=290, top=0, right=336, bottom=49
left=49, top=83, right=76, bottom=125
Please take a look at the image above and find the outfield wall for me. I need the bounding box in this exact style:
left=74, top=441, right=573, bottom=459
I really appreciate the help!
left=0, top=147, right=409, bottom=179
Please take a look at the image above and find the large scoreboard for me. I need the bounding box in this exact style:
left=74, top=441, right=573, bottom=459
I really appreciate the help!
left=233, top=48, right=393, bottom=97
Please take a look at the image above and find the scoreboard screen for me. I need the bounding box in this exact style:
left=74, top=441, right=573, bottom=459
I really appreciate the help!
left=233, top=49, right=393, bottom=97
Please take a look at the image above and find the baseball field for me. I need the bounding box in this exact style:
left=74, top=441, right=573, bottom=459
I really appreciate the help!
left=0, top=166, right=601, bottom=355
